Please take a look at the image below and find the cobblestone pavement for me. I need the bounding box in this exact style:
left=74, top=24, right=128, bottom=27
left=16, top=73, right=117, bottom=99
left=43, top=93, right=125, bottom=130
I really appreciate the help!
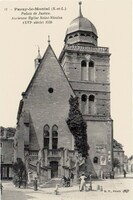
left=1, top=174, right=133, bottom=200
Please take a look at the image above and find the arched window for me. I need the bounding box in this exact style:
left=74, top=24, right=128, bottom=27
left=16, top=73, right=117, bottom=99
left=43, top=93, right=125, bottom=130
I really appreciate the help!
left=89, top=95, right=95, bottom=114
left=81, top=94, right=87, bottom=114
left=80, top=33, right=85, bottom=36
left=69, top=35, right=73, bottom=39
left=89, top=61, right=94, bottom=81
left=87, top=33, right=91, bottom=36
left=74, top=34, right=78, bottom=37
left=81, top=60, right=88, bottom=80
left=93, top=157, right=98, bottom=164
left=43, top=124, right=50, bottom=149
left=52, top=125, right=58, bottom=149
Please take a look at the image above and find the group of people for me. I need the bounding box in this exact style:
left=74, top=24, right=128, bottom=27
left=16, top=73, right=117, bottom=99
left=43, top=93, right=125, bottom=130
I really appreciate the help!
left=31, top=169, right=128, bottom=192
left=32, top=172, right=87, bottom=191
left=62, top=172, right=88, bottom=191
left=62, top=176, right=71, bottom=187
left=62, top=172, right=74, bottom=187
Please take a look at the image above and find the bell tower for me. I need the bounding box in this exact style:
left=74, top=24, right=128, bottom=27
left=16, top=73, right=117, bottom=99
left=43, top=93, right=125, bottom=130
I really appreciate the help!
left=65, top=2, right=98, bottom=47
left=59, top=2, right=113, bottom=177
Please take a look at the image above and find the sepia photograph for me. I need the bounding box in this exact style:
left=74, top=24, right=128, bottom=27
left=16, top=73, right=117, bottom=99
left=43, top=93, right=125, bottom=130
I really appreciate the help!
left=0, top=0, right=132, bottom=199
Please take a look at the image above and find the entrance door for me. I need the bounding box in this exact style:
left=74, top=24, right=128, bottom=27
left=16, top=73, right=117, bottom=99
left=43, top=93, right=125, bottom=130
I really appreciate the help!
left=50, top=161, right=58, bottom=178
left=1, top=166, right=8, bottom=179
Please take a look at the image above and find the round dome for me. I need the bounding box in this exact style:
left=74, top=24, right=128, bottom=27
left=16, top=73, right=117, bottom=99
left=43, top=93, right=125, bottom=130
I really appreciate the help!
left=66, top=16, right=97, bottom=37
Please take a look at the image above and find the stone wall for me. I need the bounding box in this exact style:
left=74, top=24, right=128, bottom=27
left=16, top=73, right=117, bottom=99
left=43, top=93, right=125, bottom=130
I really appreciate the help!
left=15, top=45, right=75, bottom=162
left=87, top=120, right=113, bottom=177
left=1, top=139, right=14, bottom=164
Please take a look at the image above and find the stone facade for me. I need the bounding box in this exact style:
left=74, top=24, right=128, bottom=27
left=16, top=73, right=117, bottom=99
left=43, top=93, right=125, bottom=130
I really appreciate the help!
left=127, top=155, right=133, bottom=172
left=14, top=45, right=75, bottom=181
left=59, top=46, right=113, bottom=177
left=59, top=9, right=113, bottom=177
left=113, top=148, right=124, bottom=174
left=0, top=127, right=15, bottom=179
left=14, top=4, right=113, bottom=180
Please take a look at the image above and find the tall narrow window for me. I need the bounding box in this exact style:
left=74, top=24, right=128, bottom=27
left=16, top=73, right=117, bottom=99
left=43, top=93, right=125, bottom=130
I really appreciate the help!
left=52, top=125, right=58, bottom=149
left=1, top=155, right=4, bottom=163
left=93, top=157, right=98, bottom=164
left=89, top=95, right=95, bottom=114
left=81, top=94, right=87, bottom=114
left=43, top=125, right=50, bottom=149
left=81, top=60, right=88, bottom=80
left=89, top=61, right=94, bottom=81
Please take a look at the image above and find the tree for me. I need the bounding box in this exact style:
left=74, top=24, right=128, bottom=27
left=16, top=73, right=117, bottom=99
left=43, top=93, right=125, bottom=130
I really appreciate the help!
left=0, top=126, right=4, bottom=136
left=6, top=127, right=16, bottom=138
left=6, top=127, right=16, bottom=133
left=66, top=95, right=89, bottom=158
left=0, top=126, right=16, bottom=138
left=113, top=139, right=123, bottom=149
left=12, top=158, right=27, bottom=187
left=113, top=158, right=120, bottom=168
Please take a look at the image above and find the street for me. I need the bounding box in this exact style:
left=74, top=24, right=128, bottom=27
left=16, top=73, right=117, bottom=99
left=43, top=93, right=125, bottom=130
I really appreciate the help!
left=1, top=175, right=133, bottom=200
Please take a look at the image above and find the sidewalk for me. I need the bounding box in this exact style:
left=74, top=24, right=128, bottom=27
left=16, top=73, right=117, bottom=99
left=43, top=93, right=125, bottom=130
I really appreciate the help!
left=2, top=176, right=133, bottom=200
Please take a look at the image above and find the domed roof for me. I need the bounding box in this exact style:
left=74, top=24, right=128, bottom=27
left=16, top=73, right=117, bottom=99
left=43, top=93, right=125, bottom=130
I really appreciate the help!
left=66, top=16, right=97, bottom=36
left=66, top=2, right=97, bottom=37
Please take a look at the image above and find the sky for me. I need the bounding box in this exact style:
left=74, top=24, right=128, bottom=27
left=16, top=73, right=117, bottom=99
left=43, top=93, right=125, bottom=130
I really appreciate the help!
left=0, top=0, right=132, bottom=157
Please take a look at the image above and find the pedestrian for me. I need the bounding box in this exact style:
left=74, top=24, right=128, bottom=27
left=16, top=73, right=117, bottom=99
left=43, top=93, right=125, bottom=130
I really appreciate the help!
left=23, top=179, right=27, bottom=189
left=110, top=170, right=114, bottom=179
left=54, top=184, right=59, bottom=195
left=66, top=177, right=70, bottom=187
left=0, top=183, right=3, bottom=195
left=18, top=179, right=21, bottom=188
left=123, top=169, right=127, bottom=178
left=62, top=176, right=67, bottom=187
left=33, top=177, right=38, bottom=191
left=70, top=171, right=74, bottom=182
left=79, top=172, right=87, bottom=191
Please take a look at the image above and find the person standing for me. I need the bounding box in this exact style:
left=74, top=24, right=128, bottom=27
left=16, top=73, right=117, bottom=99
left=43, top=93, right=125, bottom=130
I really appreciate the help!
left=70, top=172, right=74, bottom=183
left=79, top=173, right=87, bottom=191
left=123, top=169, right=127, bottom=178
left=33, top=177, right=38, bottom=191
left=54, top=184, right=59, bottom=195
left=0, top=183, right=3, bottom=195
left=67, top=177, right=70, bottom=187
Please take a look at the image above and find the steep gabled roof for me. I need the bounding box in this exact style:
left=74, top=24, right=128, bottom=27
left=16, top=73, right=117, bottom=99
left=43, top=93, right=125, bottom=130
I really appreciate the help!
left=24, top=44, right=75, bottom=97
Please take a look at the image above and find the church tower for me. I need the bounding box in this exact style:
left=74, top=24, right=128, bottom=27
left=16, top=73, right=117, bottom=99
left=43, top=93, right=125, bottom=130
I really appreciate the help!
left=59, top=2, right=113, bottom=176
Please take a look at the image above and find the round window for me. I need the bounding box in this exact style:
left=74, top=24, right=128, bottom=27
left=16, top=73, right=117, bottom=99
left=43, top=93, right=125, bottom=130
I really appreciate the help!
left=48, top=88, right=54, bottom=93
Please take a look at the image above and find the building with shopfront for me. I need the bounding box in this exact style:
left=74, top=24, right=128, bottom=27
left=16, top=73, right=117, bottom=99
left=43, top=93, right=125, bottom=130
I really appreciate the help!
left=0, top=127, right=15, bottom=179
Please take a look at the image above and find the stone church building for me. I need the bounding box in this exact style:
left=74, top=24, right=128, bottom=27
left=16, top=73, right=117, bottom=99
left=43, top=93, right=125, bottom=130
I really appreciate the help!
left=14, top=3, right=113, bottom=181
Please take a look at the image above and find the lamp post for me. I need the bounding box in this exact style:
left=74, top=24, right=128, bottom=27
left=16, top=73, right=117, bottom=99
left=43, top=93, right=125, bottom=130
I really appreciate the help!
left=89, top=174, right=92, bottom=191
